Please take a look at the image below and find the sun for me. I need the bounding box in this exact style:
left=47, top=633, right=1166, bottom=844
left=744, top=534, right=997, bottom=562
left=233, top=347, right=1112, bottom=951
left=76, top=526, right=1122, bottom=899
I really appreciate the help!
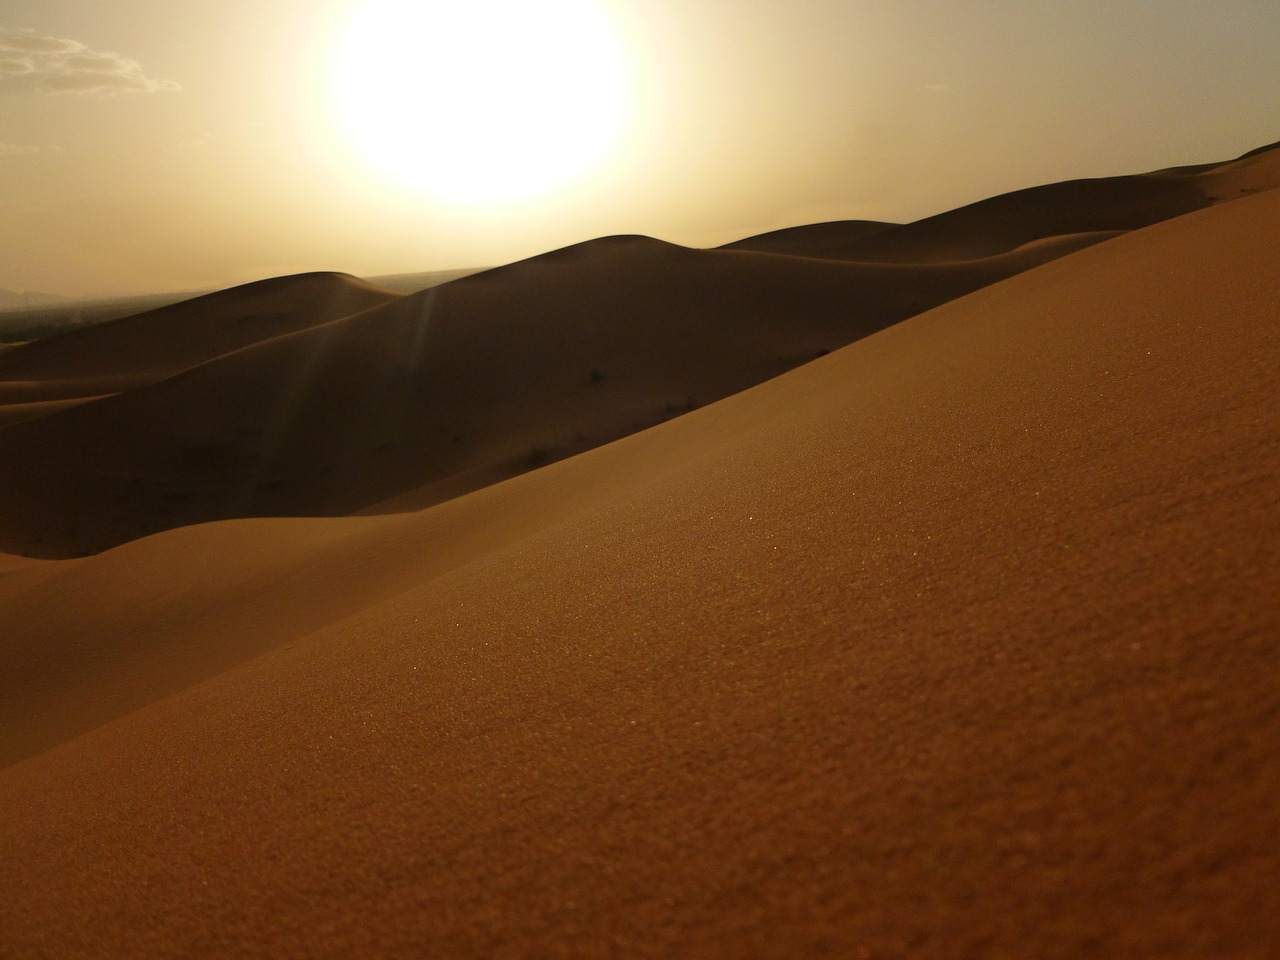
left=331, top=0, right=631, bottom=207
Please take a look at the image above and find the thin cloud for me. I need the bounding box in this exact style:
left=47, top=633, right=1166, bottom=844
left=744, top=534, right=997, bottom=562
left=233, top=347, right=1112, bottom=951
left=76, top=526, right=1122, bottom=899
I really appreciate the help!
left=0, top=28, right=178, bottom=96
left=64, top=54, right=133, bottom=73
left=0, top=33, right=79, bottom=54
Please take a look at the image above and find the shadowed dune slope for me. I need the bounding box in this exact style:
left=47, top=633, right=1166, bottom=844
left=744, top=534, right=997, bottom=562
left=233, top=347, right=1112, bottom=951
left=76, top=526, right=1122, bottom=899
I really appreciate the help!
left=0, top=185, right=1277, bottom=958
left=0, top=272, right=400, bottom=410
left=0, top=236, right=1114, bottom=559
left=0, top=270, right=484, bottom=351
left=719, top=218, right=898, bottom=255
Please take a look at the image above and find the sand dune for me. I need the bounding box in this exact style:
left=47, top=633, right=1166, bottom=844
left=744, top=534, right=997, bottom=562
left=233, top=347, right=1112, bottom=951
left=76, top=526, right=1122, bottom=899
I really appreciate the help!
left=5, top=138, right=1272, bottom=561
left=0, top=270, right=486, bottom=350
left=0, top=391, right=119, bottom=427
left=718, top=218, right=898, bottom=255
left=0, top=273, right=400, bottom=399
left=792, top=139, right=1280, bottom=263
left=0, top=234, right=1145, bottom=559
left=0, top=143, right=1278, bottom=958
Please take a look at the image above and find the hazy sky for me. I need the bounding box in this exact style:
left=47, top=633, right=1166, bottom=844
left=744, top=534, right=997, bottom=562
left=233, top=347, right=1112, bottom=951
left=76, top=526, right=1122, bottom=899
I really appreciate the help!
left=2, top=0, right=1278, bottom=297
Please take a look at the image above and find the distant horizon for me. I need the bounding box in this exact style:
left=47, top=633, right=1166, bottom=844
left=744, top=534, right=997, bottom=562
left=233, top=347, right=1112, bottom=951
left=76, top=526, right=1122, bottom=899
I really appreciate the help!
left=0, top=263, right=490, bottom=305
left=2, top=128, right=1277, bottom=305
left=3, top=0, right=1279, bottom=298
left=4, top=129, right=1273, bottom=305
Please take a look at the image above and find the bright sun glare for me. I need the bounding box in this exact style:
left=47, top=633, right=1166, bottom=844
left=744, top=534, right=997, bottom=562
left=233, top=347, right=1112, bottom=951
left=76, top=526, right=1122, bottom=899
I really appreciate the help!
left=332, top=0, right=631, bottom=207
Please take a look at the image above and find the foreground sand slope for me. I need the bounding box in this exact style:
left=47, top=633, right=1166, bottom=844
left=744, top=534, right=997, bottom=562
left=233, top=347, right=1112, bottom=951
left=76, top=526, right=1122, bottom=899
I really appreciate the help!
left=1, top=185, right=1276, bottom=957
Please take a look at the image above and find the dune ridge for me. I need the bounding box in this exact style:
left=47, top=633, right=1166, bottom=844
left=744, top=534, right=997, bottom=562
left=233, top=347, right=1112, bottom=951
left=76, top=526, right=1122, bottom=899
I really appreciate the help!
left=740, top=139, right=1280, bottom=262
left=718, top=218, right=899, bottom=255
left=0, top=273, right=400, bottom=411
left=0, top=142, right=1278, bottom=958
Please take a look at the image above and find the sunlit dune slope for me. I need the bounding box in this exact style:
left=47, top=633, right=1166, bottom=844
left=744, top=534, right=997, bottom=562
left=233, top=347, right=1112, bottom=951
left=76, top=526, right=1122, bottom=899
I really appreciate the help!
left=0, top=236, right=1113, bottom=559
left=1, top=180, right=1277, bottom=959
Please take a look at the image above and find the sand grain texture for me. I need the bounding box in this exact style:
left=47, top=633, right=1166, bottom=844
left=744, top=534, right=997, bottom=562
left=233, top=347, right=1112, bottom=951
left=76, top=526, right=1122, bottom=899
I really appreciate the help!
left=0, top=148, right=1278, bottom=958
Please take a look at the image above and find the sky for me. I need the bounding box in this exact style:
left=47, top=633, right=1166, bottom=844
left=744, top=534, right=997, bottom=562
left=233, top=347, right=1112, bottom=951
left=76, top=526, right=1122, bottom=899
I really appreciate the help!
left=1, top=0, right=1278, bottom=298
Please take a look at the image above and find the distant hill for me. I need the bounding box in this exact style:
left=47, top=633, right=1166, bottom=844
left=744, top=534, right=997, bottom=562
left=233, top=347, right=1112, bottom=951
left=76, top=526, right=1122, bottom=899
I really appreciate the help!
left=0, top=292, right=189, bottom=344
left=0, top=288, right=65, bottom=310
left=0, top=269, right=489, bottom=344
left=362, top=266, right=488, bottom=293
